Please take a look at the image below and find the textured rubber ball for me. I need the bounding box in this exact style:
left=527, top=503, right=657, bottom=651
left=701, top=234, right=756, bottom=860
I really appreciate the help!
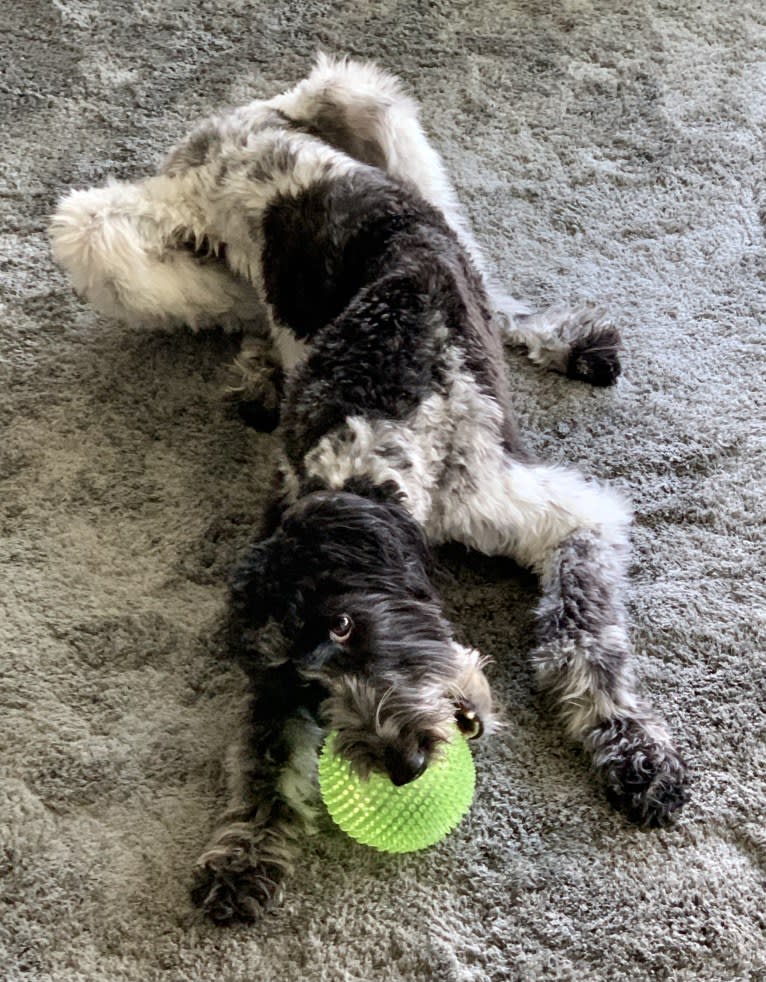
left=318, top=727, right=476, bottom=853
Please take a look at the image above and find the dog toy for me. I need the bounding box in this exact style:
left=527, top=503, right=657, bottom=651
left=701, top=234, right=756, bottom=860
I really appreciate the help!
left=318, top=727, right=476, bottom=853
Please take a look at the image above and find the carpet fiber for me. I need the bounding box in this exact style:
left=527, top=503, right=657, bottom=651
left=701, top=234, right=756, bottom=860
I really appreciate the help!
left=1, top=2, right=765, bottom=980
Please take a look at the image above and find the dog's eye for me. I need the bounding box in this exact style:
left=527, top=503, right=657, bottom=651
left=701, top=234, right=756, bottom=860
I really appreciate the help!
left=329, top=614, right=354, bottom=643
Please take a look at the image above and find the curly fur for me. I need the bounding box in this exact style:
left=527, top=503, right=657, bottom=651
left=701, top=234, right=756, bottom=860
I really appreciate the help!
left=50, top=54, right=688, bottom=924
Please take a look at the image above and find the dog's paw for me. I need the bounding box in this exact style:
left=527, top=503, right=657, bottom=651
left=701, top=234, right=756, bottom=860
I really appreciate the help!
left=565, top=320, right=622, bottom=387
left=594, top=720, right=690, bottom=828
left=191, top=842, right=284, bottom=924
left=234, top=400, right=281, bottom=432
left=224, top=340, right=284, bottom=431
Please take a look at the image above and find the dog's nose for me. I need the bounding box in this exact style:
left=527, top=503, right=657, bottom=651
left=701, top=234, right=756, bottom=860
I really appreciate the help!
left=384, top=747, right=427, bottom=786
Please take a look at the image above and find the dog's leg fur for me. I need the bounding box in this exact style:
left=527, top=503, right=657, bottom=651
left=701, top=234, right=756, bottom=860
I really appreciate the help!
left=50, top=177, right=265, bottom=332
left=532, top=525, right=687, bottom=825
left=503, top=304, right=622, bottom=386
left=191, top=681, right=322, bottom=923
left=442, top=453, right=688, bottom=826
left=51, top=56, right=621, bottom=385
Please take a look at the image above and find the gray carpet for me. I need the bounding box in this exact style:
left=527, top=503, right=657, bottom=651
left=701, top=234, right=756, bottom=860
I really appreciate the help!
left=2, top=2, right=765, bottom=980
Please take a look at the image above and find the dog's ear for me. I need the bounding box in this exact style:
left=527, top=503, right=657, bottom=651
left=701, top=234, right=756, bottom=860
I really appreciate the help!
left=230, top=534, right=282, bottom=630
left=229, top=534, right=302, bottom=670
left=340, top=478, right=435, bottom=587
left=230, top=528, right=307, bottom=637
left=371, top=495, right=437, bottom=600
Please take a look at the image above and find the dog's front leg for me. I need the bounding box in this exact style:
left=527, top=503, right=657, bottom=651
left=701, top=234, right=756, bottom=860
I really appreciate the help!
left=531, top=523, right=689, bottom=826
left=191, top=681, right=322, bottom=923
left=444, top=454, right=689, bottom=826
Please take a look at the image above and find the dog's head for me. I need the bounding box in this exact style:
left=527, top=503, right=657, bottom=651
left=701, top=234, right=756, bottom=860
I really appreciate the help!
left=233, top=489, right=494, bottom=784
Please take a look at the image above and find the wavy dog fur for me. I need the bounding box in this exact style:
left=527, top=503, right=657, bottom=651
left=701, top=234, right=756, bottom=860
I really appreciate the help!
left=51, top=55, right=686, bottom=924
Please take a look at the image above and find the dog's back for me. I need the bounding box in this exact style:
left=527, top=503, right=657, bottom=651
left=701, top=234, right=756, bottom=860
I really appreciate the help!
left=243, top=157, right=522, bottom=469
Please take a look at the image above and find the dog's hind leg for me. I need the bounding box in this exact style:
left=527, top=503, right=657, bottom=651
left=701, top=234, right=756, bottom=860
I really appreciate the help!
left=501, top=303, right=622, bottom=387
left=50, top=176, right=264, bottom=331
left=274, top=56, right=621, bottom=386
left=273, top=54, right=487, bottom=280
left=191, top=679, right=322, bottom=923
left=442, top=453, right=688, bottom=826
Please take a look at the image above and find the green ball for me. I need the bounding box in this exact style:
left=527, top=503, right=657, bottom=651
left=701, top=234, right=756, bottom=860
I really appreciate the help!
left=318, top=727, right=476, bottom=853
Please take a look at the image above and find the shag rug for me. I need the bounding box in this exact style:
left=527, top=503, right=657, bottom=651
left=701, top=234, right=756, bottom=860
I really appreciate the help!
left=1, top=2, right=764, bottom=980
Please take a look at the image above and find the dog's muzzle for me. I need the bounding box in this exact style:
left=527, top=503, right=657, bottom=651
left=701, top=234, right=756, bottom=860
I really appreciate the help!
left=383, top=746, right=428, bottom=786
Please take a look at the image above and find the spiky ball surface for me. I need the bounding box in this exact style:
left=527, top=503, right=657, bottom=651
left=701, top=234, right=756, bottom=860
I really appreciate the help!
left=318, top=729, right=476, bottom=853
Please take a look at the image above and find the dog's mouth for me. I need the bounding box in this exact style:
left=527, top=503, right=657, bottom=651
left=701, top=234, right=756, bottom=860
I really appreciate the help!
left=319, top=677, right=487, bottom=784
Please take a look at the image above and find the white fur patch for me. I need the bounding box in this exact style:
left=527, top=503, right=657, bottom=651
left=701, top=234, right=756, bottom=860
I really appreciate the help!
left=305, top=354, right=631, bottom=570
left=50, top=178, right=264, bottom=330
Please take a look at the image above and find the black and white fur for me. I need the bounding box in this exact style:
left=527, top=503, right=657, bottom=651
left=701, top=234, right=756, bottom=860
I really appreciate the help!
left=51, top=55, right=687, bottom=924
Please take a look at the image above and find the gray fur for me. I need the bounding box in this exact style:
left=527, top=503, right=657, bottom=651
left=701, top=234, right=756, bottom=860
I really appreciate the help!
left=532, top=529, right=687, bottom=825
left=305, top=99, right=389, bottom=169
left=48, top=57, right=688, bottom=925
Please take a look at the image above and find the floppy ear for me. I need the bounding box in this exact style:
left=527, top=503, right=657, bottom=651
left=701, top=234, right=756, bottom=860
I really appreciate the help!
left=230, top=528, right=307, bottom=636
left=230, top=534, right=281, bottom=630
left=373, top=497, right=437, bottom=601
left=229, top=535, right=301, bottom=670
left=340, top=478, right=436, bottom=587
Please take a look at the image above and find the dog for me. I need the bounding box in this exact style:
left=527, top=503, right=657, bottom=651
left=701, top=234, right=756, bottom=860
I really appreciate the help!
left=50, top=55, right=689, bottom=923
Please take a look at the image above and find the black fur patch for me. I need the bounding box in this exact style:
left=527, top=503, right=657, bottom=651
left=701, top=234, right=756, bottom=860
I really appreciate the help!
left=566, top=326, right=622, bottom=387
left=260, top=169, right=524, bottom=459
left=233, top=490, right=438, bottom=621
left=260, top=170, right=439, bottom=338
left=280, top=264, right=447, bottom=464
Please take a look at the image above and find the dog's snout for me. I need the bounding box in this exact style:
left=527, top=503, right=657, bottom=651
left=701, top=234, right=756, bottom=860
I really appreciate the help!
left=384, top=746, right=427, bottom=786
